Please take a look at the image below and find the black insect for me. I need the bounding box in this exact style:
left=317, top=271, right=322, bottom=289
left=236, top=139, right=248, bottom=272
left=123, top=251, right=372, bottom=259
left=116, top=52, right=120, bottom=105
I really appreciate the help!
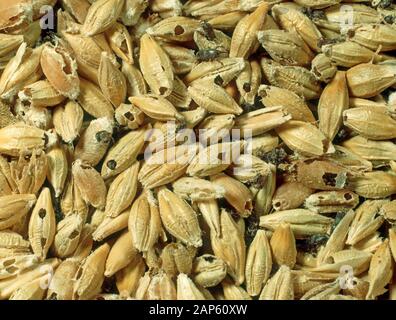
left=200, top=21, right=215, bottom=41
left=195, top=48, right=222, bottom=62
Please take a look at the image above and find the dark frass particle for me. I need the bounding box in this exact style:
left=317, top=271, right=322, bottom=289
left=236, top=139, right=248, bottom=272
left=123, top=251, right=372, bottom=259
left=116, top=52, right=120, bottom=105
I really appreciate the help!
left=106, top=160, right=117, bottom=170
left=214, top=75, right=224, bottom=86
left=243, top=83, right=251, bottom=92
left=297, top=234, right=329, bottom=254
left=260, top=147, right=288, bottom=165
left=95, top=130, right=111, bottom=143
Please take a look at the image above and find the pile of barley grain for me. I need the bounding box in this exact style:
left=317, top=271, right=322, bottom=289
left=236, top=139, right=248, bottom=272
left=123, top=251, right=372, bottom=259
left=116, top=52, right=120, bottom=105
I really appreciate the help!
left=0, top=0, right=396, bottom=300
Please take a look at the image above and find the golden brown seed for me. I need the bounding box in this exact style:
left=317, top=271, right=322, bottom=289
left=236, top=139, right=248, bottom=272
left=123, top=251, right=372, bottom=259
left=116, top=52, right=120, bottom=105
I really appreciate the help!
left=62, top=31, right=112, bottom=85
left=184, top=57, right=246, bottom=87
left=208, top=12, right=247, bottom=31
left=229, top=3, right=270, bottom=58
left=101, top=125, right=147, bottom=179
left=161, top=242, right=194, bottom=277
left=98, top=52, right=127, bottom=108
left=222, top=277, right=252, bottom=300
left=9, top=149, right=47, bottom=195
left=258, top=85, right=315, bottom=123
left=72, top=160, right=107, bottom=209
left=0, top=258, right=59, bottom=300
left=173, top=177, right=225, bottom=202
left=260, top=209, right=333, bottom=238
left=82, top=0, right=124, bottom=36
left=151, top=0, right=183, bottom=18
left=147, top=16, right=200, bottom=42
left=245, top=230, right=272, bottom=297
left=300, top=281, right=341, bottom=300
left=74, top=117, right=113, bottom=167
left=77, top=78, right=115, bottom=120
left=0, top=123, right=57, bottom=157
left=187, top=141, right=245, bottom=177
left=311, top=53, right=337, bottom=83
left=138, top=144, right=199, bottom=189
left=122, top=62, right=147, bottom=98
left=105, top=231, right=138, bottom=277
left=158, top=188, right=202, bottom=248
left=276, top=121, right=334, bottom=157
left=105, top=162, right=139, bottom=218
left=317, top=209, right=355, bottom=265
left=166, top=76, right=191, bottom=109
left=176, top=273, right=206, bottom=300
left=211, top=173, right=253, bottom=218
left=115, top=103, right=145, bottom=130
left=92, top=210, right=129, bottom=242
left=322, top=41, right=381, bottom=68
left=53, top=100, right=84, bottom=144
left=51, top=214, right=84, bottom=259
left=0, top=254, right=38, bottom=280
left=0, top=33, right=24, bottom=58
left=304, top=191, right=359, bottom=214
left=18, top=80, right=66, bottom=108
left=347, top=200, right=388, bottom=245
left=72, top=225, right=93, bottom=263
left=234, top=106, right=292, bottom=137
left=343, top=106, right=396, bottom=140
left=161, top=43, right=197, bottom=75
left=115, top=254, right=146, bottom=299
left=253, top=162, right=277, bottom=216
left=46, top=145, right=68, bottom=198
left=197, top=199, right=221, bottom=237
left=192, top=254, right=227, bottom=288
left=198, top=114, right=235, bottom=145
left=294, top=159, right=349, bottom=191
left=129, top=94, right=184, bottom=122
left=261, top=60, right=322, bottom=100
left=0, top=44, right=43, bottom=100
left=210, top=209, right=246, bottom=285
left=318, top=71, right=349, bottom=141
left=105, top=22, right=133, bottom=65
left=270, top=223, right=297, bottom=270
left=47, top=258, right=79, bottom=300
left=61, top=0, right=90, bottom=24
left=258, top=30, right=314, bottom=67
left=235, top=60, right=261, bottom=105
left=342, top=135, right=396, bottom=163
left=139, top=34, right=174, bottom=97
left=272, top=3, right=322, bottom=52
left=366, top=240, right=393, bottom=300
left=329, top=145, right=373, bottom=173
left=272, top=181, right=314, bottom=211
left=188, top=80, right=243, bottom=115
left=129, top=190, right=161, bottom=252
left=9, top=275, right=48, bottom=300
left=349, top=171, right=396, bottom=199
left=73, top=243, right=110, bottom=300
left=28, top=188, right=56, bottom=261
left=40, top=43, right=79, bottom=100
left=259, top=265, right=294, bottom=300
left=351, top=24, right=396, bottom=52
left=61, top=177, right=88, bottom=220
